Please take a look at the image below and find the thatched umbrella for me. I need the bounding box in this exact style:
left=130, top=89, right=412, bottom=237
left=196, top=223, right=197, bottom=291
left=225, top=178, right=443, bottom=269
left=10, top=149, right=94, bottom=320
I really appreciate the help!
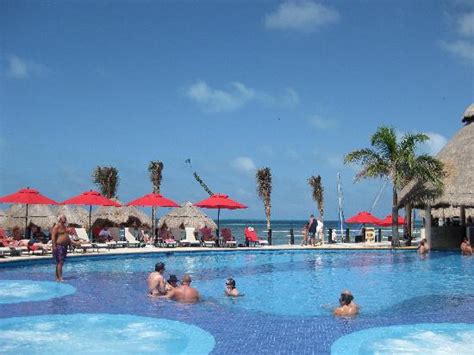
left=55, top=205, right=90, bottom=227
left=419, top=207, right=474, bottom=219
left=2, top=204, right=56, bottom=231
left=158, top=201, right=217, bottom=230
left=93, top=200, right=152, bottom=227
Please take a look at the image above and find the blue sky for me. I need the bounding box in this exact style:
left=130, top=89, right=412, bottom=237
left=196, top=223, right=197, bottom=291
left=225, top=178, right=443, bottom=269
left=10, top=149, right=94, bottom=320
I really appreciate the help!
left=1, top=0, right=473, bottom=220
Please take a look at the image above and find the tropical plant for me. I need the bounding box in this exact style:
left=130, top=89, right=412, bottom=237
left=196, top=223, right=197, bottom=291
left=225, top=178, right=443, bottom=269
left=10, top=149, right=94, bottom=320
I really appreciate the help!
left=256, top=167, right=272, bottom=240
left=185, top=159, right=214, bottom=196
left=344, top=126, right=444, bottom=244
left=148, top=161, right=164, bottom=235
left=92, top=166, right=119, bottom=199
left=148, top=161, right=164, bottom=194
left=308, top=175, right=324, bottom=219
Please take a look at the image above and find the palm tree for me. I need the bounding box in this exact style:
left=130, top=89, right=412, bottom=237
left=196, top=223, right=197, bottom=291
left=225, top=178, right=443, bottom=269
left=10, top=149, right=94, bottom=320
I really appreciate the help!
left=308, top=175, right=324, bottom=220
left=256, top=167, right=272, bottom=244
left=93, top=166, right=119, bottom=199
left=148, top=161, right=164, bottom=234
left=344, top=126, right=444, bottom=244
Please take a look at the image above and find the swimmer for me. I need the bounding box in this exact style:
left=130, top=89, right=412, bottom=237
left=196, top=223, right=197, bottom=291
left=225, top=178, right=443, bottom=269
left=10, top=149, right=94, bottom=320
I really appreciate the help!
left=460, top=237, right=472, bottom=256
left=147, top=262, right=167, bottom=296
left=334, top=290, right=359, bottom=317
left=224, top=278, right=243, bottom=297
left=418, top=239, right=430, bottom=255
left=166, top=274, right=180, bottom=292
left=166, top=274, right=200, bottom=304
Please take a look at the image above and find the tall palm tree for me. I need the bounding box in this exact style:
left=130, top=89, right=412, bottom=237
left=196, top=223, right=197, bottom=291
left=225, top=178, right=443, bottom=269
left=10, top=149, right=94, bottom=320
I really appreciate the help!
left=148, top=161, right=164, bottom=234
left=256, top=167, right=272, bottom=244
left=308, top=175, right=324, bottom=220
left=93, top=166, right=119, bottom=199
left=344, top=126, right=444, bottom=244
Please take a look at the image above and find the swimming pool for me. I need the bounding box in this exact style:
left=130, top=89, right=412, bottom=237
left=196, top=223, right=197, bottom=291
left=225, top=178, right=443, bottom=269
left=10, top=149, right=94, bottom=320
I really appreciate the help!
left=0, top=250, right=473, bottom=354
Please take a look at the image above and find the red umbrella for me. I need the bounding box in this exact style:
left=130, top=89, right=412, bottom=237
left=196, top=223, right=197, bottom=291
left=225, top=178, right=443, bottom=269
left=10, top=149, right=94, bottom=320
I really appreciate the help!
left=377, top=215, right=405, bottom=227
left=346, top=211, right=382, bottom=225
left=62, top=190, right=121, bottom=238
left=0, top=187, right=58, bottom=236
left=194, top=194, right=247, bottom=237
left=126, top=193, right=179, bottom=236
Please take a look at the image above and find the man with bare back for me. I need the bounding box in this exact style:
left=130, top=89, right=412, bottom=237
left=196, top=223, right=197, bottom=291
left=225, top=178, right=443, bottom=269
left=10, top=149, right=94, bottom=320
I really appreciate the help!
left=51, top=215, right=80, bottom=282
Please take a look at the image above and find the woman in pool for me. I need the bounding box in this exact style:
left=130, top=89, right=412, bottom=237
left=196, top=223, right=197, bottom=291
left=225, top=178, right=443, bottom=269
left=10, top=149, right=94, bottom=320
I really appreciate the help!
left=334, top=290, right=359, bottom=317
left=224, top=278, right=243, bottom=297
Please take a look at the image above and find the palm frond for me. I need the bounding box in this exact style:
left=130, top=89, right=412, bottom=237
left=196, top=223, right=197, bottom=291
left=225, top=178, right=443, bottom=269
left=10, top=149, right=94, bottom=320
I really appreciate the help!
left=148, top=161, right=164, bottom=194
left=93, top=166, right=119, bottom=199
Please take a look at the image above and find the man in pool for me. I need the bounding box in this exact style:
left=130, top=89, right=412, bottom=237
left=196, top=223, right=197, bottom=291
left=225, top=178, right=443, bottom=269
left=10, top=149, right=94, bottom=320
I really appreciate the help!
left=166, top=274, right=200, bottom=303
left=224, top=278, right=242, bottom=297
left=148, top=262, right=167, bottom=296
left=334, top=290, right=359, bottom=317
left=418, top=239, right=430, bottom=255
left=460, top=237, right=472, bottom=256
left=51, top=215, right=81, bottom=282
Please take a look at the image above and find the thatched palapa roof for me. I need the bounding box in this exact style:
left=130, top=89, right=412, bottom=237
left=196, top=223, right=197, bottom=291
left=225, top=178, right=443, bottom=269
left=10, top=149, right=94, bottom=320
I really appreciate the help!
left=158, top=201, right=217, bottom=230
left=92, top=200, right=152, bottom=227
left=1, top=204, right=57, bottom=230
left=399, top=104, right=474, bottom=208
left=55, top=205, right=90, bottom=227
left=419, top=206, right=474, bottom=219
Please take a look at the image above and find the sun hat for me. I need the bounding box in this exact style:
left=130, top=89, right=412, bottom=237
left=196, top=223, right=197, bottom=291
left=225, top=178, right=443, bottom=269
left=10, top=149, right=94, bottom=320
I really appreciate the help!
left=167, top=274, right=179, bottom=283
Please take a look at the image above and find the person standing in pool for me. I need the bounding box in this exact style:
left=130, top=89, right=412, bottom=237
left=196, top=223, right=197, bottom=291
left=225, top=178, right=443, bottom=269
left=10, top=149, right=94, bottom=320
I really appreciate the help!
left=334, top=290, right=359, bottom=317
left=166, top=274, right=179, bottom=292
left=148, top=262, right=167, bottom=296
left=224, top=278, right=243, bottom=297
left=166, top=274, right=200, bottom=303
left=51, top=215, right=80, bottom=282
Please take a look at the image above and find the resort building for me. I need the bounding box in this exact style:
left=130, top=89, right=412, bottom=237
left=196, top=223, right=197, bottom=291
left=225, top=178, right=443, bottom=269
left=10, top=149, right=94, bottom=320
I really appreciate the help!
left=399, top=103, right=474, bottom=249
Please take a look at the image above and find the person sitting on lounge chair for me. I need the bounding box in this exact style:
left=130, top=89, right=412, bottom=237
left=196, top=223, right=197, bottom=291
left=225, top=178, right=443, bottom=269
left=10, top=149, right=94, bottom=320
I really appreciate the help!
left=334, top=290, right=359, bottom=317
left=98, top=226, right=113, bottom=242
left=461, top=237, right=472, bottom=256
left=200, top=227, right=217, bottom=244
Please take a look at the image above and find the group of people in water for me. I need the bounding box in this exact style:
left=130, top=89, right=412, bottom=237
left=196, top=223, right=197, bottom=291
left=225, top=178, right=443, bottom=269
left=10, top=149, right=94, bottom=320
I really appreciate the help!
left=147, top=261, right=358, bottom=317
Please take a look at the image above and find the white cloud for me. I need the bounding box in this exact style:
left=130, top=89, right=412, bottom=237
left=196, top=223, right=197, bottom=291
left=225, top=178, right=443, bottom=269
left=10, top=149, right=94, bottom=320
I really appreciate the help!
left=308, top=115, right=338, bottom=130
left=231, top=157, right=257, bottom=174
left=265, top=1, right=340, bottom=32
left=440, top=40, right=474, bottom=61
left=185, top=80, right=299, bottom=112
left=4, top=55, right=47, bottom=79
left=458, top=12, right=474, bottom=37
left=423, top=132, right=448, bottom=156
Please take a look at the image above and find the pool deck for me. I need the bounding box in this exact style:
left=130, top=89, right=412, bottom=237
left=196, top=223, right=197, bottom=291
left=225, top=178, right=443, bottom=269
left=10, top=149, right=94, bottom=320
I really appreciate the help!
left=0, top=242, right=417, bottom=264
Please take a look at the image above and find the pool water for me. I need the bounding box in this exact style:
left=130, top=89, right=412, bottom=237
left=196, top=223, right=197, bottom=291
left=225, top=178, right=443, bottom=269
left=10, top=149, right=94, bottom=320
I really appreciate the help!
left=0, top=250, right=473, bottom=354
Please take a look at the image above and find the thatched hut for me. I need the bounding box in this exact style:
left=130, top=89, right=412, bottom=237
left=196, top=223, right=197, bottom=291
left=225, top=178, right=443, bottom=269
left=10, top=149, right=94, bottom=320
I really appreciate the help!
left=92, top=200, right=152, bottom=228
left=2, top=204, right=56, bottom=231
left=55, top=205, right=90, bottom=227
left=398, top=103, right=474, bottom=248
left=158, top=202, right=217, bottom=230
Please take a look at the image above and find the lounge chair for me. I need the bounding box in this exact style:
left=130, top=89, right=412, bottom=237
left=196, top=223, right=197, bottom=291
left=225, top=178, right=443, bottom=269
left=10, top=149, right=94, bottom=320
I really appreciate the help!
left=200, top=227, right=217, bottom=247
left=109, top=227, right=128, bottom=248
left=245, top=227, right=269, bottom=247
left=0, top=247, right=11, bottom=257
left=74, top=228, right=95, bottom=252
left=124, top=228, right=142, bottom=247
left=221, top=228, right=237, bottom=248
left=179, top=227, right=201, bottom=247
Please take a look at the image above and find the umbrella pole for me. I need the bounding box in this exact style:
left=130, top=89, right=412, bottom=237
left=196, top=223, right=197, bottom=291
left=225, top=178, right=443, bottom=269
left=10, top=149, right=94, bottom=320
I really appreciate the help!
left=217, top=207, right=220, bottom=237
left=89, top=205, right=92, bottom=242
left=25, top=204, right=29, bottom=238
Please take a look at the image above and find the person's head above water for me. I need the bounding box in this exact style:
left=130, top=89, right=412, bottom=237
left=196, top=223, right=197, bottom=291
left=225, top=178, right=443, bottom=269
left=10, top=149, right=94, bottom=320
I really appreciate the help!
left=226, top=278, right=236, bottom=289
left=182, top=274, right=192, bottom=285
left=155, top=262, right=165, bottom=272
left=167, top=274, right=179, bottom=285
left=339, top=290, right=354, bottom=306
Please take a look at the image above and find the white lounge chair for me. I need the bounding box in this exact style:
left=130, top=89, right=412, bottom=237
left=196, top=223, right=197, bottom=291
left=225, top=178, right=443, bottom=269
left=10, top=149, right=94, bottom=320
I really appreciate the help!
left=109, top=227, right=128, bottom=248
left=179, top=227, right=201, bottom=247
left=74, top=228, right=95, bottom=252
left=0, top=247, right=11, bottom=257
left=124, top=228, right=141, bottom=247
